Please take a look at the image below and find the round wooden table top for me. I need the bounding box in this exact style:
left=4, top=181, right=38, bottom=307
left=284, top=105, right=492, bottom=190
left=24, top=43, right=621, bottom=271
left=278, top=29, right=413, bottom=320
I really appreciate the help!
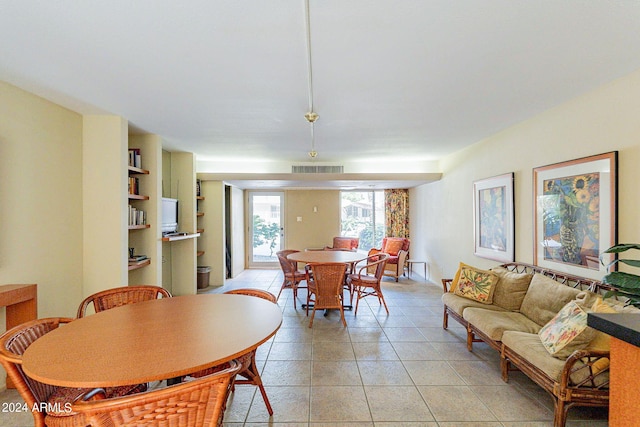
left=287, top=250, right=367, bottom=264
left=22, top=294, right=282, bottom=388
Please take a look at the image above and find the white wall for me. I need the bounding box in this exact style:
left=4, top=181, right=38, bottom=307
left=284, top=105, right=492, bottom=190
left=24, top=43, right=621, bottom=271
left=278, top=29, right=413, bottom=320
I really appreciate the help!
left=411, top=69, right=640, bottom=284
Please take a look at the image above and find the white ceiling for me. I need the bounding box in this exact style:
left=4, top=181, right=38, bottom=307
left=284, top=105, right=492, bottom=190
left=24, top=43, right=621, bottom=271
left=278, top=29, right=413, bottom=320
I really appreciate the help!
left=1, top=1, right=640, bottom=188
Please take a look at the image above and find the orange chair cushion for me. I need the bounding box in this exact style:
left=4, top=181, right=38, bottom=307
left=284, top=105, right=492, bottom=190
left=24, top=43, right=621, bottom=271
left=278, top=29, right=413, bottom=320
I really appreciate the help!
left=383, top=239, right=404, bottom=256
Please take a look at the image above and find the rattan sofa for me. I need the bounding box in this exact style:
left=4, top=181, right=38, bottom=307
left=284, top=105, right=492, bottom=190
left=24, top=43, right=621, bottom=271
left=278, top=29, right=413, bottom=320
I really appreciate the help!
left=441, top=262, right=632, bottom=427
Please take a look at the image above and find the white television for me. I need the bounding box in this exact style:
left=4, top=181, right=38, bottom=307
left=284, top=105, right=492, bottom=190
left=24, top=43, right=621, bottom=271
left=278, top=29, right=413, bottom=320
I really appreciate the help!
left=161, top=197, right=178, bottom=234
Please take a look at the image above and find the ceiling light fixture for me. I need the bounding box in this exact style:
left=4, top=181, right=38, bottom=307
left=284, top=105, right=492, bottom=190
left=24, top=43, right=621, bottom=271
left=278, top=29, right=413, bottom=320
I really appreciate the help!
left=304, top=0, right=318, bottom=159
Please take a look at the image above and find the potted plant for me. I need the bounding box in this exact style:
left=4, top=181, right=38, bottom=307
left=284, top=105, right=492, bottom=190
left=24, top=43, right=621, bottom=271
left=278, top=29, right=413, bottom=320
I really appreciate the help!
left=601, top=243, right=640, bottom=308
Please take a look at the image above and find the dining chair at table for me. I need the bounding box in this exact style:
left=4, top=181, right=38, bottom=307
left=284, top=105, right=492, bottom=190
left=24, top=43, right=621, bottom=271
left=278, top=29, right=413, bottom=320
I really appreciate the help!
left=346, top=253, right=390, bottom=315
left=276, top=250, right=306, bottom=309
left=0, top=317, right=147, bottom=427
left=72, top=359, right=241, bottom=427
left=305, top=262, right=348, bottom=328
left=190, top=288, right=277, bottom=415
left=76, top=285, right=172, bottom=318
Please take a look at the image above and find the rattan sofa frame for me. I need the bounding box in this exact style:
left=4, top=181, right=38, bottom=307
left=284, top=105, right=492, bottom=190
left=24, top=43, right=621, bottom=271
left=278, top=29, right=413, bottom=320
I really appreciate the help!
left=442, top=262, right=617, bottom=427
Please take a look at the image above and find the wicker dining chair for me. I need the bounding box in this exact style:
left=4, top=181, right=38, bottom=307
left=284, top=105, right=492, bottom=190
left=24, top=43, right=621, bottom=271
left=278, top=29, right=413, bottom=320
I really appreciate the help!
left=190, top=288, right=277, bottom=415
left=276, top=250, right=307, bottom=309
left=305, top=262, right=348, bottom=328
left=72, top=360, right=241, bottom=427
left=76, top=285, right=172, bottom=318
left=0, top=317, right=147, bottom=427
left=346, top=253, right=390, bottom=315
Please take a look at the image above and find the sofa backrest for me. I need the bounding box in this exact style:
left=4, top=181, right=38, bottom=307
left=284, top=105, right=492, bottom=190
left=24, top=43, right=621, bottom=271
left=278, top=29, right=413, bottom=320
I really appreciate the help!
left=499, top=262, right=618, bottom=326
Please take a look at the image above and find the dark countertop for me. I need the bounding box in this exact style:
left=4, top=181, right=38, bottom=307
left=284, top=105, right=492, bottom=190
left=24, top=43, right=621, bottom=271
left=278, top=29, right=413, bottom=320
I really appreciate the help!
left=588, top=313, right=640, bottom=348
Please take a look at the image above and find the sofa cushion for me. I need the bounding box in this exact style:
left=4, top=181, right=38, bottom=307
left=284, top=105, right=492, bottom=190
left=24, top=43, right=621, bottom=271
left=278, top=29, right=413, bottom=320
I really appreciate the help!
left=538, top=300, right=597, bottom=359
left=502, top=330, right=608, bottom=386
left=519, top=273, right=581, bottom=326
left=442, top=292, right=508, bottom=316
left=463, top=308, right=541, bottom=341
left=453, top=264, right=499, bottom=304
left=490, top=267, right=533, bottom=311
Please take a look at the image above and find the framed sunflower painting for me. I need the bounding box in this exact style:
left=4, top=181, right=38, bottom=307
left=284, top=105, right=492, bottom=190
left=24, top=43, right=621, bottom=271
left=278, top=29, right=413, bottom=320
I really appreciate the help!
left=533, top=152, right=617, bottom=279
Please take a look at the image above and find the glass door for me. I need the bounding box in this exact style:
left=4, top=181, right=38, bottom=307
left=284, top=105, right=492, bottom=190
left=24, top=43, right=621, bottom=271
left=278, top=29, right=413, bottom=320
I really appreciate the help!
left=248, top=191, right=284, bottom=267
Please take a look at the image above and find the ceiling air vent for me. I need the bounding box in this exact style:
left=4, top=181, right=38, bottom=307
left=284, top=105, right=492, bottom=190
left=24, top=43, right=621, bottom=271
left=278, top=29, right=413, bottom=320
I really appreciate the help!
left=292, top=165, right=344, bottom=174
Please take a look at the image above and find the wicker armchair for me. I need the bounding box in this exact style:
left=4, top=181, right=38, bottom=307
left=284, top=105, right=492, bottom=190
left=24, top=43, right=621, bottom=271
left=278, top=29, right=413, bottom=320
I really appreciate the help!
left=76, top=285, right=172, bottom=318
left=72, top=360, right=241, bottom=427
left=368, top=237, right=410, bottom=282
left=346, top=253, right=389, bottom=315
left=0, top=318, right=146, bottom=427
left=190, top=288, right=277, bottom=415
left=305, top=262, right=348, bottom=328
left=276, top=250, right=307, bottom=309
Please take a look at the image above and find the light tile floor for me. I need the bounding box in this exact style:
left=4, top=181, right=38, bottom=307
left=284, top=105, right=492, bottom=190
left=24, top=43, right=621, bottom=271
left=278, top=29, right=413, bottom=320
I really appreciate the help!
left=214, top=269, right=608, bottom=427
left=0, top=269, right=609, bottom=426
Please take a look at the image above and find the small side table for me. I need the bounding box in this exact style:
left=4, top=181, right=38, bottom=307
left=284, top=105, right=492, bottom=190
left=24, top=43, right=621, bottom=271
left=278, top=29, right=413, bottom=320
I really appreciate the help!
left=0, top=284, right=37, bottom=388
left=405, top=260, right=428, bottom=280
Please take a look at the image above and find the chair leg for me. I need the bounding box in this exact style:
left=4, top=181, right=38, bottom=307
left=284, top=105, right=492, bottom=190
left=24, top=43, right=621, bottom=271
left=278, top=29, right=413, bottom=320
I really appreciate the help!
left=234, top=352, right=274, bottom=416
left=292, top=281, right=297, bottom=310
left=308, top=306, right=316, bottom=328
left=378, top=290, right=389, bottom=314
left=354, top=287, right=361, bottom=315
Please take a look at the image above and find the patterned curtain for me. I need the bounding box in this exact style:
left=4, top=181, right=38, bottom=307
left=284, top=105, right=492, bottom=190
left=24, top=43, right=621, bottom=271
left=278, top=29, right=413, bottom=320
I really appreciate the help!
left=384, top=189, right=409, bottom=238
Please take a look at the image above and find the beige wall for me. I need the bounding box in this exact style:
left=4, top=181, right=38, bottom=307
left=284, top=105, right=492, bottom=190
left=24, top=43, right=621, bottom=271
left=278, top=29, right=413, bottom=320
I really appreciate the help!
left=0, top=82, right=84, bottom=320
left=284, top=190, right=341, bottom=251
left=411, top=69, right=640, bottom=284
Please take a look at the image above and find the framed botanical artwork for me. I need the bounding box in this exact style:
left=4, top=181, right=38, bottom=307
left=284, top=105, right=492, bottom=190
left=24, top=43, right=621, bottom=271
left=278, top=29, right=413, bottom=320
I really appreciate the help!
left=474, top=172, right=515, bottom=262
left=533, top=151, right=617, bottom=280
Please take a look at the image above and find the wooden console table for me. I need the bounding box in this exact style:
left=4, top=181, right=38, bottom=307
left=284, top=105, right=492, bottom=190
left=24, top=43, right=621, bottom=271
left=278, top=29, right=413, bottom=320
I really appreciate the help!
left=0, top=284, right=37, bottom=388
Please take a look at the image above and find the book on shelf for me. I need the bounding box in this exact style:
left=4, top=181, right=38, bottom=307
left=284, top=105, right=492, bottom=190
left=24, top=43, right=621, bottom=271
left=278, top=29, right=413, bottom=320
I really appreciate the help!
left=128, top=177, right=140, bottom=195
left=128, top=205, right=146, bottom=225
left=128, top=148, right=141, bottom=168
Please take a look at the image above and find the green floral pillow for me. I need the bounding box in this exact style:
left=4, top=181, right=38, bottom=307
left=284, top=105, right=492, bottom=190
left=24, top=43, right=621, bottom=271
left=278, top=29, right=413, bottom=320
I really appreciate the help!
left=453, top=265, right=499, bottom=304
left=538, top=300, right=597, bottom=359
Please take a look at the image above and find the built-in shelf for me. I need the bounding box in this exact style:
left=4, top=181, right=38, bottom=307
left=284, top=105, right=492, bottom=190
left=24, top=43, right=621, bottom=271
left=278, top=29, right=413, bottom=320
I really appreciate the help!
left=161, top=233, right=201, bottom=242
left=128, top=224, right=151, bottom=230
left=196, top=196, right=204, bottom=200
left=128, top=194, right=149, bottom=200
left=197, top=212, right=204, bottom=217
left=128, top=166, right=149, bottom=175
left=197, top=228, right=204, bottom=233
left=128, top=259, right=151, bottom=271
left=197, top=251, right=205, bottom=257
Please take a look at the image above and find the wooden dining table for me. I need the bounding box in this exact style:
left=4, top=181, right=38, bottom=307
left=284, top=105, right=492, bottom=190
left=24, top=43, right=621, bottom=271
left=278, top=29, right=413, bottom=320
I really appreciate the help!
left=22, top=294, right=282, bottom=388
left=287, top=249, right=367, bottom=265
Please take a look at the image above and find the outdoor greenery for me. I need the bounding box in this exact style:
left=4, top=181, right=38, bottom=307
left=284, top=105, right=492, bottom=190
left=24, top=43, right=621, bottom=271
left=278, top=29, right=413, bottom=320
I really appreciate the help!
left=252, top=215, right=280, bottom=257
left=601, top=243, right=640, bottom=308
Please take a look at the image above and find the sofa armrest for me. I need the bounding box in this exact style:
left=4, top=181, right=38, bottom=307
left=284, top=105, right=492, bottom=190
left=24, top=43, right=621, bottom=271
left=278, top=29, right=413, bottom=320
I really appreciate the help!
left=442, top=278, right=453, bottom=293
left=559, top=349, right=610, bottom=390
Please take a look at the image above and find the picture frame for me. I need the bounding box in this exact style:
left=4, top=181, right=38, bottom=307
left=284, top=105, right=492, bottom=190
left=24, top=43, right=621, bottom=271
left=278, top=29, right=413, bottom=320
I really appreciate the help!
left=474, top=172, right=515, bottom=262
left=533, top=151, right=617, bottom=280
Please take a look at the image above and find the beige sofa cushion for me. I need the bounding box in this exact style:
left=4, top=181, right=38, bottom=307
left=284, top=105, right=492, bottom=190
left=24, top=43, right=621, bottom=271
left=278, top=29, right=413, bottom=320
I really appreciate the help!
left=502, top=330, right=608, bottom=387
left=463, top=308, right=541, bottom=341
left=490, top=267, right=533, bottom=311
left=442, top=292, right=508, bottom=316
left=519, top=273, right=581, bottom=326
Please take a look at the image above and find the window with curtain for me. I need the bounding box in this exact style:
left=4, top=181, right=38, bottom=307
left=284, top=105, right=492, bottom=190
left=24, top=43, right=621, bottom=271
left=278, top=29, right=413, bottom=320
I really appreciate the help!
left=340, top=191, right=384, bottom=251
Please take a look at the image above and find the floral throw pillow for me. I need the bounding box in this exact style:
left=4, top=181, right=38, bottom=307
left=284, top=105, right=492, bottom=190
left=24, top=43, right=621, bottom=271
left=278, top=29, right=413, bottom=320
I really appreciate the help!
left=452, top=264, right=499, bottom=304
left=538, top=300, right=597, bottom=359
